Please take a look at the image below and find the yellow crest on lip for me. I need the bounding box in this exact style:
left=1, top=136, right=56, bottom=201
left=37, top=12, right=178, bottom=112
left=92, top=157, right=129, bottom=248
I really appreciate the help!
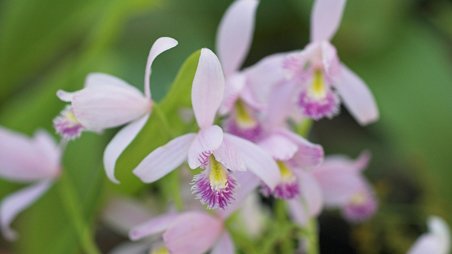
left=277, top=161, right=296, bottom=182
left=209, top=156, right=228, bottom=191
left=308, top=70, right=327, bottom=99
left=235, top=99, right=257, bottom=129
left=151, top=246, right=169, bottom=254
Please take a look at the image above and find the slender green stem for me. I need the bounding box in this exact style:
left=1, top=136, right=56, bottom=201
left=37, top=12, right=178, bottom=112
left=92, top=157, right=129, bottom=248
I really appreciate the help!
left=305, top=218, right=319, bottom=254
left=59, top=173, right=100, bottom=254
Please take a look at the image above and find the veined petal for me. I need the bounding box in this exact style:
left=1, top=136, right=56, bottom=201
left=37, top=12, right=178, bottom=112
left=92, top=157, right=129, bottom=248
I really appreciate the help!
left=0, top=180, right=52, bottom=240
left=104, top=114, right=149, bottom=184
left=259, top=134, right=298, bottom=161
left=192, top=48, right=225, bottom=128
left=334, top=64, right=379, bottom=125
left=0, top=127, right=58, bottom=182
left=216, top=0, right=259, bottom=76
left=163, top=212, right=223, bottom=254
left=72, top=76, right=150, bottom=131
left=211, top=232, right=235, bottom=254
left=213, top=136, right=246, bottom=172
left=129, top=213, right=179, bottom=241
left=187, top=126, right=223, bottom=169
left=311, top=0, right=346, bottom=42
left=144, top=37, right=178, bottom=99
left=224, top=134, right=280, bottom=189
left=133, top=133, right=195, bottom=183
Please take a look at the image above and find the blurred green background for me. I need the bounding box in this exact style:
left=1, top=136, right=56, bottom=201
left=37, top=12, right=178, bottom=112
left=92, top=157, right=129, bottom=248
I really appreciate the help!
left=0, top=0, right=451, bottom=253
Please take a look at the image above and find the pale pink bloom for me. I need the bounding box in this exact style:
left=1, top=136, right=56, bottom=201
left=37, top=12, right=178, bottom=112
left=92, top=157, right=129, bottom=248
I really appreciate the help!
left=0, top=127, right=61, bottom=240
left=216, top=0, right=266, bottom=141
left=408, top=216, right=450, bottom=254
left=312, top=151, right=378, bottom=222
left=54, top=37, right=178, bottom=183
left=281, top=0, right=378, bottom=124
left=133, top=48, right=280, bottom=210
left=129, top=211, right=234, bottom=254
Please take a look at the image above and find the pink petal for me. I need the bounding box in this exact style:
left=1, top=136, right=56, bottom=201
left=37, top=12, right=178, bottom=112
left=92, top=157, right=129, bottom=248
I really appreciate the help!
left=216, top=0, right=259, bottom=77
left=334, top=64, right=379, bottom=125
left=133, top=133, right=196, bottom=183
left=224, top=134, right=280, bottom=189
left=129, top=213, right=179, bottom=241
left=220, top=73, right=246, bottom=115
left=213, top=136, right=246, bottom=172
left=313, top=163, right=367, bottom=206
left=192, top=48, right=225, bottom=128
left=144, top=37, right=178, bottom=99
left=263, top=82, right=298, bottom=128
left=287, top=199, right=309, bottom=227
left=187, top=125, right=223, bottom=169
left=102, top=197, right=153, bottom=235
left=0, top=127, right=58, bottom=182
left=70, top=74, right=151, bottom=131
left=211, top=232, right=235, bottom=254
left=408, top=235, right=445, bottom=254
left=0, top=180, right=52, bottom=240
left=298, top=171, right=323, bottom=217
left=279, top=129, right=324, bottom=168
left=258, top=134, right=298, bottom=161
left=104, top=114, right=149, bottom=184
left=321, top=42, right=340, bottom=78
left=163, top=212, right=223, bottom=254
left=220, top=172, right=260, bottom=218
left=311, top=0, right=346, bottom=42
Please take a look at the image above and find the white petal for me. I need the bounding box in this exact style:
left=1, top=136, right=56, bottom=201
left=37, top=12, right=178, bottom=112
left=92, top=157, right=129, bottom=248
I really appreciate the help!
left=144, top=37, right=178, bottom=99
left=287, top=199, right=309, bottom=227
left=311, top=0, right=346, bottom=42
left=192, top=48, right=225, bottom=128
left=104, top=114, right=149, bottom=184
left=224, top=134, right=280, bottom=189
left=211, top=232, right=235, bottom=254
left=213, top=136, right=246, bottom=172
left=187, top=126, right=223, bottom=169
left=216, top=0, right=259, bottom=76
left=0, top=127, right=58, bottom=182
left=334, top=64, right=379, bottom=125
left=73, top=75, right=150, bottom=131
left=0, top=180, right=52, bottom=240
left=298, top=171, right=323, bottom=217
left=133, top=133, right=195, bottom=183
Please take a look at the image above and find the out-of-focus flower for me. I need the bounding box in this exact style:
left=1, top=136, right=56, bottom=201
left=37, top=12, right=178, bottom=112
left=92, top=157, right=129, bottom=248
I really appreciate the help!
left=312, top=151, right=377, bottom=222
left=408, top=216, right=450, bottom=254
left=0, top=127, right=60, bottom=240
left=133, top=48, right=280, bottom=210
left=282, top=0, right=379, bottom=124
left=54, top=37, right=178, bottom=183
left=130, top=211, right=234, bottom=254
left=216, top=0, right=265, bottom=141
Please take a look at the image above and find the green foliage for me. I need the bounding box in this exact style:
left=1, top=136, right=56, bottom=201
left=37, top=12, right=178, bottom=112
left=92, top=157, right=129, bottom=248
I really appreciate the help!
left=114, top=50, right=201, bottom=194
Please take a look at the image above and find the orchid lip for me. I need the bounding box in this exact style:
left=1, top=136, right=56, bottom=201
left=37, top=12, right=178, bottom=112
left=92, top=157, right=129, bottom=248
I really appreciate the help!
left=53, top=106, right=85, bottom=140
left=192, top=156, right=236, bottom=209
left=261, top=161, right=300, bottom=200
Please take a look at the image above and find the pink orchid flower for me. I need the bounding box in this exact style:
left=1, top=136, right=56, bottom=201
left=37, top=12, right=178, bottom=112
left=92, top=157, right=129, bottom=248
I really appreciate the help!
left=0, top=127, right=61, bottom=240
left=129, top=211, right=234, bottom=254
left=216, top=0, right=265, bottom=141
left=133, top=48, right=280, bottom=210
left=312, top=151, right=378, bottom=222
left=54, top=37, right=178, bottom=184
left=281, top=0, right=379, bottom=124
left=408, top=216, right=450, bottom=254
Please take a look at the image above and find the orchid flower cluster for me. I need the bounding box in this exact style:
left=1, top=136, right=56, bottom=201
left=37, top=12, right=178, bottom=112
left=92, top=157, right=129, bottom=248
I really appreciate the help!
left=0, top=0, right=450, bottom=253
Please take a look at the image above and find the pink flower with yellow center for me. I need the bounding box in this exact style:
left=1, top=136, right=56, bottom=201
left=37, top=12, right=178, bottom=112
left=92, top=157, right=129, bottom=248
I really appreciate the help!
left=133, top=49, right=280, bottom=210
left=53, top=37, right=178, bottom=184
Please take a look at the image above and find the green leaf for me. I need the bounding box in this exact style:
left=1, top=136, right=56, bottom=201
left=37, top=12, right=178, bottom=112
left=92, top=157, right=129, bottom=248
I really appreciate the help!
left=114, top=50, right=201, bottom=194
